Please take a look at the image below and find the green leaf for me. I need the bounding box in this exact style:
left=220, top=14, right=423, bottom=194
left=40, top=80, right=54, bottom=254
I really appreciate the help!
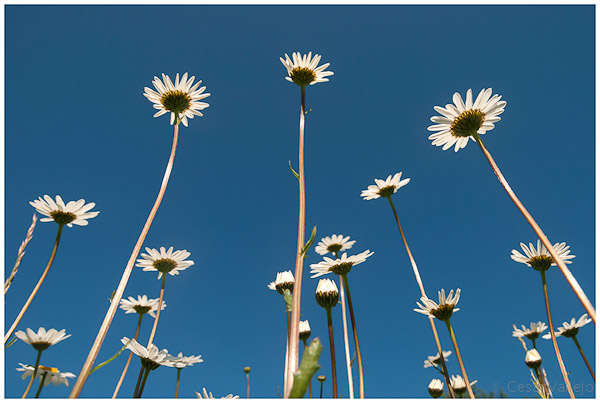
left=300, top=226, right=317, bottom=257
left=289, top=161, right=300, bottom=181
left=289, top=338, right=323, bottom=398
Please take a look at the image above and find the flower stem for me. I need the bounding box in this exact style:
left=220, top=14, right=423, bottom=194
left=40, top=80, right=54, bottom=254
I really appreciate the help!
left=147, top=275, right=167, bottom=347
left=334, top=251, right=355, bottom=400
left=175, top=368, right=182, bottom=398
left=341, top=273, right=365, bottom=398
left=572, top=334, right=595, bottom=381
left=112, top=313, right=144, bottom=398
left=246, top=371, right=250, bottom=399
left=5, top=223, right=64, bottom=344
left=284, top=307, right=291, bottom=394
left=22, top=349, right=43, bottom=398
left=386, top=197, right=455, bottom=398
left=443, top=319, right=475, bottom=399
left=320, top=381, right=324, bottom=398
left=472, top=132, right=595, bottom=324
left=5, top=213, right=37, bottom=295
left=302, top=339, right=313, bottom=398
left=539, top=270, right=575, bottom=398
left=70, top=123, right=181, bottom=398
left=34, top=372, right=48, bottom=398
left=532, top=338, right=537, bottom=350
left=135, top=367, right=151, bottom=398
left=325, top=307, right=338, bottom=398
left=286, top=84, right=307, bottom=398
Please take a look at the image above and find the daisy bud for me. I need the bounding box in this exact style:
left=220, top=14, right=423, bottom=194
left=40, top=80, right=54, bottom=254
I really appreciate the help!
left=428, top=379, right=444, bottom=398
left=244, top=367, right=251, bottom=374
left=525, top=348, right=542, bottom=369
left=299, top=320, right=311, bottom=341
left=275, top=271, right=295, bottom=295
left=317, top=375, right=326, bottom=383
left=315, top=279, right=339, bottom=309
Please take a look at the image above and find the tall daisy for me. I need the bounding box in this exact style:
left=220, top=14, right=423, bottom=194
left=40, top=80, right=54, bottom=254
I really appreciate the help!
left=71, top=73, right=210, bottom=398
left=121, top=337, right=170, bottom=398
left=280, top=50, right=333, bottom=399
left=512, top=321, right=547, bottom=349
left=361, top=171, right=454, bottom=397
left=5, top=196, right=98, bottom=345
left=426, top=89, right=594, bottom=327
left=315, top=279, right=340, bottom=398
left=511, top=240, right=577, bottom=395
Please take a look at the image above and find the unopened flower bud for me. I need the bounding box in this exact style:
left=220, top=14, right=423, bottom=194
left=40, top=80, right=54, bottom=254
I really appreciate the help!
left=315, top=279, right=339, bottom=309
left=299, top=320, right=311, bottom=341
left=275, top=271, right=295, bottom=295
left=243, top=366, right=251, bottom=374
left=525, top=348, right=542, bottom=369
left=317, top=375, right=326, bottom=383
left=428, top=379, right=444, bottom=398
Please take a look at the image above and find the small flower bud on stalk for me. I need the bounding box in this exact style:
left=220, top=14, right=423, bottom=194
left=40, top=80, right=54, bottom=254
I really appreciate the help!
left=428, top=379, right=444, bottom=398
left=525, top=348, right=542, bottom=369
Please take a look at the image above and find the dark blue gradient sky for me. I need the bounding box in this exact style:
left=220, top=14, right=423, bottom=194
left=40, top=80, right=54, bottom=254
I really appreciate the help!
left=4, top=5, right=595, bottom=398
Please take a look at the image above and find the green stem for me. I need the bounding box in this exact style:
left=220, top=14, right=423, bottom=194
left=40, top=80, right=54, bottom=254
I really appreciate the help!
left=341, top=274, right=364, bottom=398
left=5, top=224, right=64, bottom=344
left=34, top=372, right=48, bottom=398
left=112, top=313, right=144, bottom=398
left=147, top=275, right=167, bottom=346
left=472, top=132, right=595, bottom=324
left=443, top=319, right=475, bottom=399
left=539, top=270, right=575, bottom=398
left=325, top=307, right=338, bottom=398
left=386, top=197, right=455, bottom=398
left=572, top=335, right=595, bottom=381
left=287, top=84, right=307, bottom=398
left=175, top=368, right=181, bottom=398
left=135, top=367, right=151, bottom=398
left=22, top=349, right=43, bottom=398
left=320, top=382, right=323, bottom=399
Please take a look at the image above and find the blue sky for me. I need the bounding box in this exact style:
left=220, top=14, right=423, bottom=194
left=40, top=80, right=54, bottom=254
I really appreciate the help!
left=4, top=5, right=595, bottom=398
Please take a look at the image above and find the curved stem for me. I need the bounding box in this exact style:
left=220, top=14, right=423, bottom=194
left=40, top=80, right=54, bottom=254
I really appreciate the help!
left=325, top=307, right=338, bottom=398
left=334, top=250, right=355, bottom=400
left=175, top=368, right=181, bottom=398
left=70, top=124, right=180, bottom=397
left=386, top=197, right=455, bottom=398
left=572, top=334, right=595, bottom=381
left=22, top=349, right=42, bottom=398
left=34, top=372, right=47, bottom=398
left=112, top=313, right=144, bottom=398
left=302, top=339, right=313, bottom=398
left=6, top=224, right=64, bottom=343
left=473, top=133, right=595, bottom=324
left=341, top=274, right=365, bottom=398
left=286, top=85, right=307, bottom=398
left=443, top=319, right=475, bottom=399
left=539, top=270, right=575, bottom=398
left=147, top=275, right=166, bottom=347
left=135, top=367, right=151, bottom=398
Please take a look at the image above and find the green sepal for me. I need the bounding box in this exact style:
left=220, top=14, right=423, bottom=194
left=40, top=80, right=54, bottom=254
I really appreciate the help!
left=88, top=340, right=130, bottom=375
left=300, top=226, right=317, bottom=257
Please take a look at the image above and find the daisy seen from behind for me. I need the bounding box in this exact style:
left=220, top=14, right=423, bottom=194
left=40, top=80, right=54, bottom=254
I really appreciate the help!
left=30, top=195, right=99, bottom=227
left=315, top=234, right=356, bottom=256
left=280, top=51, right=333, bottom=87
left=512, top=321, right=547, bottom=348
left=119, top=295, right=166, bottom=318
left=164, top=352, right=204, bottom=398
left=360, top=172, right=410, bottom=200
left=136, top=246, right=195, bottom=279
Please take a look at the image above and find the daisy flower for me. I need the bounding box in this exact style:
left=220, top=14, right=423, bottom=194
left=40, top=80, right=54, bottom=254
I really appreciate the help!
left=315, top=234, right=356, bottom=256
left=414, top=289, right=461, bottom=321
left=121, top=337, right=169, bottom=370
left=360, top=172, right=410, bottom=200
left=144, top=73, right=210, bottom=127
left=15, top=328, right=71, bottom=351
left=450, top=374, right=477, bottom=395
left=315, top=278, right=339, bottom=309
left=267, top=270, right=295, bottom=294
left=512, top=322, right=547, bottom=341
left=136, top=246, right=194, bottom=279
left=29, top=195, right=98, bottom=227
left=424, top=350, right=452, bottom=368
left=17, top=364, right=76, bottom=387
left=309, top=250, right=374, bottom=278
left=525, top=349, right=542, bottom=369
left=511, top=240, right=575, bottom=272
left=119, top=295, right=166, bottom=318
left=196, top=388, right=239, bottom=399
left=164, top=352, right=204, bottom=369
left=427, top=88, right=507, bottom=152
left=280, top=51, right=333, bottom=87
left=299, top=320, right=311, bottom=341
left=428, top=379, right=444, bottom=398
left=542, top=313, right=592, bottom=339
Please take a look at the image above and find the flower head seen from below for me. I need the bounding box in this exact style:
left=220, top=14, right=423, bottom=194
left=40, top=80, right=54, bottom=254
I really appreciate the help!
left=17, top=364, right=76, bottom=387
left=525, top=348, right=542, bottom=369
left=121, top=337, right=169, bottom=370
left=315, top=234, right=356, bottom=256
left=267, top=270, right=295, bottom=295
left=164, top=352, right=204, bottom=369
left=512, top=322, right=547, bottom=341
left=299, top=320, right=312, bottom=341
left=414, top=289, right=461, bottom=321
left=360, top=172, right=410, bottom=200
left=280, top=51, right=333, bottom=87
left=195, top=388, right=239, bottom=399
left=428, top=88, right=507, bottom=152
left=315, top=278, right=339, bottom=309
left=136, top=246, right=194, bottom=279
left=29, top=195, right=98, bottom=227
left=450, top=375, right=477, bottom=395
left=424, top=350, right=452, bottom=368
left=542, top=313, right=592, bottom=339
left=428, top=379, right=444, bottom=398
left=310, top=250, right=374, bottom=278
left=511, top=240, right=575, bottom=272
left=119, top=295, right=166, bottom=318
left=15, top=327, right=71, bottom=351
left=144, top=72, right=210, bottom=127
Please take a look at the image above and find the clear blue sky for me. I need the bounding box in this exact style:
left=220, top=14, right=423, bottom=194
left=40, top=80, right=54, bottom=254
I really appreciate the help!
left=4, top=5, right=595, bottom=398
